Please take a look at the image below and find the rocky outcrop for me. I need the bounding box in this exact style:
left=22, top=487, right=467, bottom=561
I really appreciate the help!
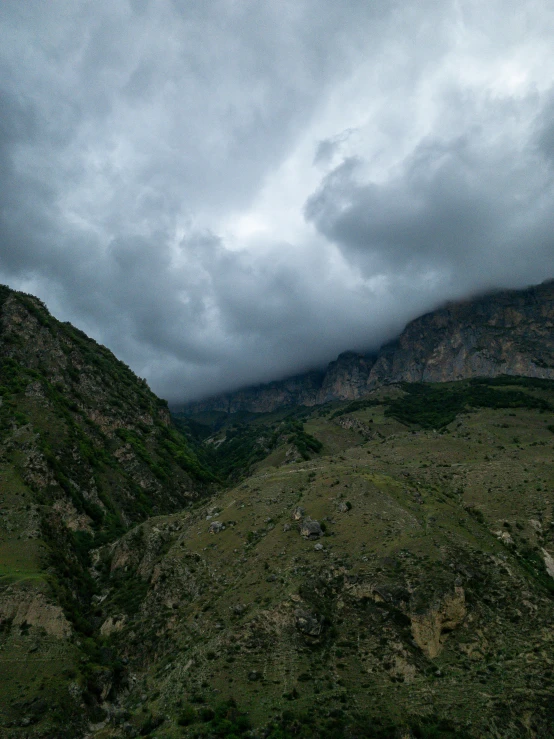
left=0, top=589, right=71, bottom=639
left=299, top=518, right=323, bottom=539
left=543, top=549, right=554, bottom=579
left=294, top=608, right=324, bottom=637
left=410, top=587, right=466, bottom=658
left=316, top=351, right=375, bottom=403
left=184, top=352, right=378, bottom=415
left=183, top=279, right=554, bottom=415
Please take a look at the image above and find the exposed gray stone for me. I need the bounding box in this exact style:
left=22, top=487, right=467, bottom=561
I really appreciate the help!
left=294, top=609, right=323, bottom=637
left=292, top=507, right=305, bottom=521
left=300, top=518, right=323, bottom=539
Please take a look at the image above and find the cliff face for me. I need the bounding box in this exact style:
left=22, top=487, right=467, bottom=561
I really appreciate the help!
left=183, top=279, right=554, bottom=415
left=367, top=279, right=554, bottom=388
left=185, top=352, right=380, bottom=415
left=316, top=350, right=375, bottom=402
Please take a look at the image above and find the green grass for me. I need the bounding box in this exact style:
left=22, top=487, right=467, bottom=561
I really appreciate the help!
left=0, top=540, right=45, bottom=583
left=384, top=379, right=554, bottom=429
left=112, top=383, right=554, bottom=738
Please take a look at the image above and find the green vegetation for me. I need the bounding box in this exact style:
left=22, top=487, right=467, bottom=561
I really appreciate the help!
left=329, top=377, right=554, bottom=430
left=175, top=414, right=324, bottom=483
left=384, top=378, right=554, bottom=429
left=330, top=398, right=382, bottom=419
left=0, top=286, right=217, bottom=736
left=176, top=701, right=472, bottom=738
left=261, top=711, right=472, bottom=739
left=284, top=420, right=323, bottom=460
left=205, top=421, right=280, bottom=480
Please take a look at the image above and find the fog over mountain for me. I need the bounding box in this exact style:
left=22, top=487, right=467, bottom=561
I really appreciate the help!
left=1, top=0, right=554, bottom=402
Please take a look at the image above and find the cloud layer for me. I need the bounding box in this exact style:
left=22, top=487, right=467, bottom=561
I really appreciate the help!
left=1, top=0, right=554, bottom=401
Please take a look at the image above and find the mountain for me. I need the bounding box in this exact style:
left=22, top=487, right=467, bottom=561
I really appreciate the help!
left=182, top=279, right=554, bottom=415
left=0, top=285, right=212, bottom=737
left=2, top=283, right=554, bottom=739
left=367, top=279, right=554, bottom=388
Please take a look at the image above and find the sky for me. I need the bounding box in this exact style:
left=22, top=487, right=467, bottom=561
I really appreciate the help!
left=1, top=0, right=554, bottom=402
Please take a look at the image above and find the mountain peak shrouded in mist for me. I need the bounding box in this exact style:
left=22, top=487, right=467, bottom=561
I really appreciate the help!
left=182, top=279, right=554, bottom=413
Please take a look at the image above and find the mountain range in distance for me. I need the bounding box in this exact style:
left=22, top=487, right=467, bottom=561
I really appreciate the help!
left=182, top=279, right=554, bottom=415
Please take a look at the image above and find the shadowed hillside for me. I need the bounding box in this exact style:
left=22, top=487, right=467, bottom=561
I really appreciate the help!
left=97, top=379, right=554, bottom=738
left=0, top=286, right=212, bottom=736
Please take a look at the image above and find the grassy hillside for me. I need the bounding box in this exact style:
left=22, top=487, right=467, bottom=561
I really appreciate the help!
left=90, top=379, right=554, bottom=738
left=0, top=286, right=212, bottom=736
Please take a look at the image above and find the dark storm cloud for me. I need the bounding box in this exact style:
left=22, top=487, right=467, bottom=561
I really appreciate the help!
left=305, top=96, right=554, bottom=295
left=0, top=0, right=553, bottom=401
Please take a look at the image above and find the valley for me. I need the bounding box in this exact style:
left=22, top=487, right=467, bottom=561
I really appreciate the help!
left=0, top=285, right=553, bottom=738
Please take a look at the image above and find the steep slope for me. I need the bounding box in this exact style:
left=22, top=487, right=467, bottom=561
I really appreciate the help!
left=0, top=286, right=212, bottom=737
left=183, top=279, right=554, bottom=415
left=95, top=378, right=554, bottom=738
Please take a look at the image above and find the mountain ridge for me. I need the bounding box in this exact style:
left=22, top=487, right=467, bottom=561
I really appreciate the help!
left=182, top=279, right=554, bottom=415
left=0, top=284, right=212, bottom=736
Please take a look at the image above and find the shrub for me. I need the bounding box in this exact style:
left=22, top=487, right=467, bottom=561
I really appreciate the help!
left=177, top=704, right=197, bottom=726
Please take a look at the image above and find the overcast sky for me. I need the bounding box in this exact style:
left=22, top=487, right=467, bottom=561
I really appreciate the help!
left=1, top=1, right=554, bottom=402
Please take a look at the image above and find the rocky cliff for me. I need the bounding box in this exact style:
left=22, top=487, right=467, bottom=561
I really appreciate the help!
left=183, top=279, right=554, bottom=415
left=367, top=279, right=554, bottom=388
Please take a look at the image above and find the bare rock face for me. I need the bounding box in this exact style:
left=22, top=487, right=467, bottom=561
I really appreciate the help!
left=0, top=589, right=71, bottom=639
left=292, top=506, right=305, bottom=521
left=100, top=615, right=127, bottom=636
left=367, top=280, right=554, bottom=389
left=410, top=586, right=466, bottom=659
left=315, top=351, right=375, bottom=403
left=294, top=608, right=323, bottom=637
left=183, top=279, right=554, bottom=415
left=542, top=548, right=554, bottom=579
